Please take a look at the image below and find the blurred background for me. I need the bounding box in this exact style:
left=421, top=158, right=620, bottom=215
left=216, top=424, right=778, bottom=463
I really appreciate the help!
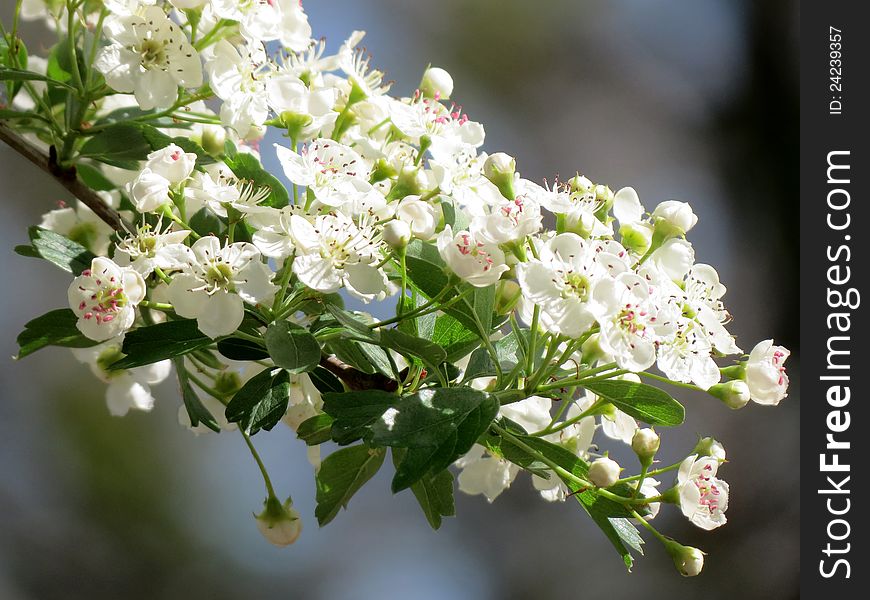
left=0, top=1, right=799, bottom=598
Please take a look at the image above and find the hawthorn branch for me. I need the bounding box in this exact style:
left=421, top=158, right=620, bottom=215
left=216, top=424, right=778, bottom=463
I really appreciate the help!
left=319, top=355, right=399, bottom=392
left=0, top=119, right=128, bottom=232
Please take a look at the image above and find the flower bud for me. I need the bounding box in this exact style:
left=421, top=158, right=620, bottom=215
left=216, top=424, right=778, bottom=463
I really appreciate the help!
left=588, top=456, right=620, bottom=488
left=652, top=200, right=698, bottom=239
left=708, top=380, right=750, bottom=410
left=692, top=437, right=726, bottom=462
left=420, top=67, right=454, bottom=99
left=255, top=496, right=302, bottom=547
left=580, top=334, right=606, bottom=366
left=495, top=280, right=522, bottom=315
left=483, top=153, right=517, bottom=200
left=618, top=221, right=653, bottom=255
left=382, top=219, right=411, bottom=249
left=631, top=428, right=660, bottom=462
left=663, top=539, right=705, bottom=577
left=197, top=124, right=226, bottom=156
left=214, top=371, right=243, bottom=396
left=145, top=144, right=197, bottom=185
left=128, top=168, right=170, bottom=213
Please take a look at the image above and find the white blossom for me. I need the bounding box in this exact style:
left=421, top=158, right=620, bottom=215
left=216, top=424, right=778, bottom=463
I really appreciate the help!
left=676, top=454, right=729, bottom=530
left=68, top=257, right=146, bottom=341
left=745, top=340, right=790, bottom=405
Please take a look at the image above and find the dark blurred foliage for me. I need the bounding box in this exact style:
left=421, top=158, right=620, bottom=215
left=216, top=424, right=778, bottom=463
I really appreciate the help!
left=1, top=1, right=798, bottom=599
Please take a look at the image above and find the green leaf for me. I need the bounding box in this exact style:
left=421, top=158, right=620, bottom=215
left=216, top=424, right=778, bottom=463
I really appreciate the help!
left=296, top=413, right=333, bottom=446
left=136, top=124, right=216, bottom=165
left=264, top=321, right=321, bottom=374
left=216, top=337, right=269, bottom=361
left=110, top=319, right=211, bottom=370
left=297, top=414, right=335, bottom=446
left=224, top=141, right=289, bottom=208
left=225, top=368, right=291, bottom=435
left=189, top=207, right=225, bottom=237
left=370, top=388, right=499, bottom=491
left=379, top=328, right=447, bottom=368
left=431, top=314, right=481, bottom=362
left=15, top=308, right=99, bottom=359
left=322, top=389, right=398, bottom=445
left=174, top=359, right=220, bottom=433
left=79, top=123, right=154, bottom=169
left=308, top=366, right=344, bottom=394
left=326, top=305, right=378, bottom=340
left=15, top=227, right=96, bottom=275
left=315, top=445, right=386, bottom=526
left=0, top=66, right=77, bottom=91
left=410, top=468, right=456, bottom=530
left=392, top=449, right=456, bottom=529
left=461, top=347, right=495, bottom=383
left=76, top=163, right=117, bottom=191
left=583, top=380, right=685, bottom=426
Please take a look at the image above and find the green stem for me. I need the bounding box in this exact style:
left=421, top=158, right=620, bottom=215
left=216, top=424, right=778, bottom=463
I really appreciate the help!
left=637, top=371, right=703, bottom=392
left=615, top=461, right=682, bottom=484
left=242, top=432, right=277, bottom=498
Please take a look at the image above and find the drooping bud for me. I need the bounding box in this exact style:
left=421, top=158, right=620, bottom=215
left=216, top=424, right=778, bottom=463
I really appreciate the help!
left=483, top=152, right=517, bottom=200
left=708, top=380, right=750, bottom=410
left=662, top=539, right=705, bottom=577
left=254, top=496, right=302, bottom=547
left=382, top=220, right=411, bottom=250
left=631, top=428, right=660, bottom=463
left=420, top=67, right=454, bottom=99
left=588, top=456, right=621, bottom=488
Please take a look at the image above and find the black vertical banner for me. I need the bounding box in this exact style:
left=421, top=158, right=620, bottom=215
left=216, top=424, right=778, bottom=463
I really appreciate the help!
left=801, top=1, right=868, bottom=596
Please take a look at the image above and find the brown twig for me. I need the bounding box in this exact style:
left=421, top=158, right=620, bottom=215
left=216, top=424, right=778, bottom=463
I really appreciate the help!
left=319, top=355, right=399, bottom=392
left=0, top=120, right=128, bottom=232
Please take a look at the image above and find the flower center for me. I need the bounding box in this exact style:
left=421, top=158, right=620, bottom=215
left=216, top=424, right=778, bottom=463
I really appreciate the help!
left=138, top=38, right=169, bottom=70
left=206, top=262, right=236, bottom=287
left=617, top=303, right=647, bottom=336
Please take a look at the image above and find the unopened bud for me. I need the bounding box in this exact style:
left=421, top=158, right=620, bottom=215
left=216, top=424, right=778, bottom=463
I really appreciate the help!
left=198, top=125, right=227, bottom=156
left=255, top=496, right=302, bottom=547
left=588, top=456, right=621, bottom=488
left=708, top=380, right=750, bottom=410
left=663, top=539, right=705, bottom=577
left=495, top=280, right=522, bottom=315
left=278, top=111, right=314, bottom=141
left=619, top=222, right=653, bottom=255
left=652, top=200, right=698, bottom=239
left=420, top=67, right=454, bottom=99
left=382, top=220, right=411, bottom=249
left=631, top=428, right=660, bottom=462
left=692, top=436, right=726, bottom=462
left=483, top=152, right=517, bottom=200
left=214, top=371, right=242, bottom=396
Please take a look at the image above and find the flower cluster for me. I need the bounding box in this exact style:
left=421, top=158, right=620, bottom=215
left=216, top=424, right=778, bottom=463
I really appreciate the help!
left=4, top=0, right=791, bottom=577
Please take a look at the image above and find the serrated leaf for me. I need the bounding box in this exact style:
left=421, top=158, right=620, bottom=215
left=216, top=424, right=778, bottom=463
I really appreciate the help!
left=321, top=389, right=398, bottom=445
left=264, top=321, right=321, bottom=374
left=370, top=388, right=499, bottom=490
left=78, top=123, right=153, bottom=168
left=225, top=368, right=290, bottom=435
left=583, top=380, right=685, bottom=426
left=392, top=449, right=456, bottom=529
left=17, top=227, right=95, bottom=275
left=110, top=319, right=211, bottom=369
left=297, top=413, right=335, bottom=446
left=15, top=308, right=99, bottom=359
left=189, top=207, right=224, bottom=237
left=315, top=445, right=385, bottom=526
